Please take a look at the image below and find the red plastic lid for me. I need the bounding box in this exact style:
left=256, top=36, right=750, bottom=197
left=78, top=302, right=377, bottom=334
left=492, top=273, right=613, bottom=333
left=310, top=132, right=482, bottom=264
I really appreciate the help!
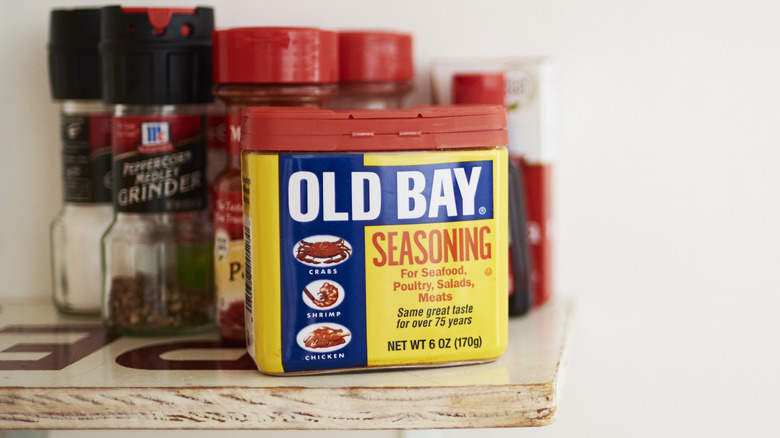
left=213, top=27, right=338, bottom=84
left=241, top=105, right=507, bottom=152
left=338, top=31, right=413, bottom=82
left=452, top=73, right=506, bottom=105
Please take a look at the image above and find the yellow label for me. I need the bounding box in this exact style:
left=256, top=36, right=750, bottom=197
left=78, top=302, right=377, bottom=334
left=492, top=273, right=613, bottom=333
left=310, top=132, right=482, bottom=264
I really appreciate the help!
left=215, top=236, right=245, bottom=310
left=365, top=220, right=505, bottom=365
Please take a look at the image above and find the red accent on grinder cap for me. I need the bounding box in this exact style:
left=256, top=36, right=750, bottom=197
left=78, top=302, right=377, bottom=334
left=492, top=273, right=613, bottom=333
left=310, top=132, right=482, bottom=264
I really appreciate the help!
left=121, top=7, right=197, bottom=35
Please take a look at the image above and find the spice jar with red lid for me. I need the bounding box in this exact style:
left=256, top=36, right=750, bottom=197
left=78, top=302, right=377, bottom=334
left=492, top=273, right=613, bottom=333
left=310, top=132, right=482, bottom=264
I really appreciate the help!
left=212, top=26, right=338, bottom=344
left=328, top=31, right=413, bottom=109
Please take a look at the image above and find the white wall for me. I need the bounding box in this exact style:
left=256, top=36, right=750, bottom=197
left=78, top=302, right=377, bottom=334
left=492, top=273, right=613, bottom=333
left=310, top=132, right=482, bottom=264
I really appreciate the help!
left=2, top=0, right=779, bottom=437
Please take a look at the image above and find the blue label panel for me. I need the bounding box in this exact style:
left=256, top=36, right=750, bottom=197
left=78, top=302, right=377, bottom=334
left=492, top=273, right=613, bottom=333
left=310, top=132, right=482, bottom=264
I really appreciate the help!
left=277, top=153, right=494, bottom=372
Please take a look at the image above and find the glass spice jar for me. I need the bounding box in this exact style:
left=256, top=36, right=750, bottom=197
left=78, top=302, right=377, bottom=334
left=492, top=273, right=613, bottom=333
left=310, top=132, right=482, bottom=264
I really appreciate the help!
left=328, top=31, right=413, bottom=110
left=99, top=6, right=215, bottom=335
left=48, top=8, right=113, bottom=315
left=211, top=27, right=338, bottom=344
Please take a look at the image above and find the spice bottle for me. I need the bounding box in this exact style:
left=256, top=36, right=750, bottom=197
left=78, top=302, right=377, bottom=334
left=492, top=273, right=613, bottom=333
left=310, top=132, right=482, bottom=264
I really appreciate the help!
left=212, top=27, right=338, bottom=344
left=453, top=72, right=532, bottom=316
left=99, top=6, right=215, bottom=335
left=328, top=31, right=412, bottom=109
left=48, top=9, right=113, bottom=315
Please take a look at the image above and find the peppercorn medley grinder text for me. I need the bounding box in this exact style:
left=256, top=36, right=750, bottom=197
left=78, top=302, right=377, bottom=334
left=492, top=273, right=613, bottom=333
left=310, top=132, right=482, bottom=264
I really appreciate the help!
left=100, top=7, right=216, bottom=335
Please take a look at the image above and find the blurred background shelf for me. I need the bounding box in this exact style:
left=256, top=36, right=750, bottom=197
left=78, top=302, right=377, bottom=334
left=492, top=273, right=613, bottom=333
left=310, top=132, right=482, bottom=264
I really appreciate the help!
left=0, top=298, right=571, bottom=430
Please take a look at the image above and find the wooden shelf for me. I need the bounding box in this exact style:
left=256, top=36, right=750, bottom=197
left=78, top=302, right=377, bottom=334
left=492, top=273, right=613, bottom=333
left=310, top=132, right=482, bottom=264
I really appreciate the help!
left=0, top=298, right=571, bottom=430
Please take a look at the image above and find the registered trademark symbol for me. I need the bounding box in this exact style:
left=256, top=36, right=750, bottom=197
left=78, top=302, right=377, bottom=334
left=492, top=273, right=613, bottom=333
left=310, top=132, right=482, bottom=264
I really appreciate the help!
left=484, top=268, right=492, bottom=276
left=479, top=206, right=487, bottom=215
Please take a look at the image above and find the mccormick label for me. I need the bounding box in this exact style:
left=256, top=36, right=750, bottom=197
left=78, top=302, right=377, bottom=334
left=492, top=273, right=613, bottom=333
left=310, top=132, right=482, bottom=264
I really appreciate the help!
left=112, top=115, right=207, bottom=213
left=244, top=149, right=508, bottom=374
left=61, top=113, right=112, bottom=203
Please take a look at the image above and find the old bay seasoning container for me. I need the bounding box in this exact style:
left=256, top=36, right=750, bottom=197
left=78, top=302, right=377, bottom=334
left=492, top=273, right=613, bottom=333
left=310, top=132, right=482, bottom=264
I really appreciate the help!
left=242, top=105, right=509, bottom=375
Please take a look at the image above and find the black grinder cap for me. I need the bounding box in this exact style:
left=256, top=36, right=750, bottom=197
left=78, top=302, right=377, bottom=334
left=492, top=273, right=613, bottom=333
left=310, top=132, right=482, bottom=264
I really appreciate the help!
left=100, top=6, right=214, bottom=105
left=48, top=8, right=102, bottom=100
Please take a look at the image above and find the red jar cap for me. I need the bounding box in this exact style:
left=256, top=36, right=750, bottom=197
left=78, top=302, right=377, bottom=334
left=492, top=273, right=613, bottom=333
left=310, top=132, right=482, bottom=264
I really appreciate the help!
left=241, top=105, right=507, bottom=152
left=452, top=73, right=506, bottom=105
left=213, top=27, right=338, bottom=84
left=338, top=31, right=413, bottom=82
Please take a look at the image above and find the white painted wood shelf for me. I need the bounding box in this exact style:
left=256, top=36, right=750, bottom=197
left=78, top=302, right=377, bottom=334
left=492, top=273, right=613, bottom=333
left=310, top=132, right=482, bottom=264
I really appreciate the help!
left=0, top=298, right=571, bottom=430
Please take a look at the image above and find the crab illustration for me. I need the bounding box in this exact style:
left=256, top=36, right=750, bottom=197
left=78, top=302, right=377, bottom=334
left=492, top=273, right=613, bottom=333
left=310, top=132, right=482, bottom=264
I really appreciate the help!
left=295, top=238, right=351, bottom=265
